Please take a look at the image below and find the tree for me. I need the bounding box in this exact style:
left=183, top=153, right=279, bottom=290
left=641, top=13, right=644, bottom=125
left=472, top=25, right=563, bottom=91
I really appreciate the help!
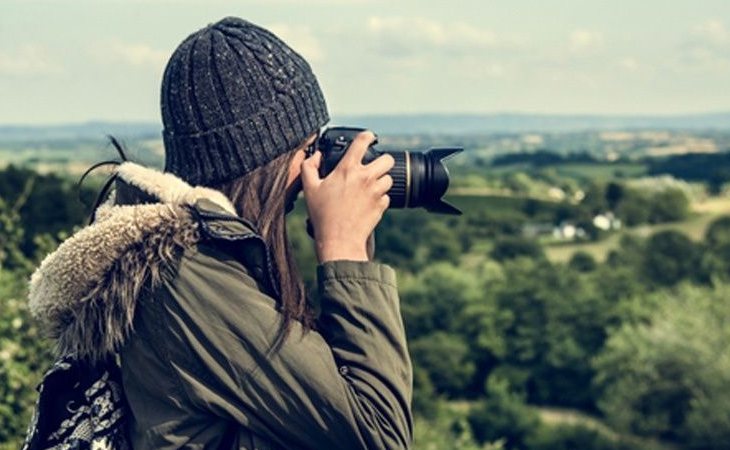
left=705, top=215, right=730, bottom=247
left=648, top=188, right=690, bottom=223
left=593, top=284, right=730, bottom=449
left=701, top=216, right=730, bottom=281
left=494, top=258, right=611, bottom=408
left=0, top=165, right=96, bottom=260
left=568, top=251, right=597, bottom=272
left=489, top=237, right=544, bottom=262
left=615, top=188, right=651, bottom=226
left=410, top=332, right=476, bottom=398
left=605, top=182, right=624, bottom=211
left=468, top=376, right=540, bottom=449
left=642, top=230, right=699, bottom=286
left=400, top=262, right=506, bottom=398
left=400, top=263, right=483, bottom=339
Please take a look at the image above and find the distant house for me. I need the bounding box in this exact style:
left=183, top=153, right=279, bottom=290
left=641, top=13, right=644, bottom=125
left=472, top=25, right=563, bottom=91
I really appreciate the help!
left=553, top=222, right=587, bottom=240
left=593, top=212, right=622, bottom=231
left=548, top=187, right=566, bottom=201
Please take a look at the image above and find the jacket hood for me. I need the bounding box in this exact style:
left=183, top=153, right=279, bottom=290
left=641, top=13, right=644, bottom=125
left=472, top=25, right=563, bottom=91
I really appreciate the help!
left=28, top=162, right=237, bottom=361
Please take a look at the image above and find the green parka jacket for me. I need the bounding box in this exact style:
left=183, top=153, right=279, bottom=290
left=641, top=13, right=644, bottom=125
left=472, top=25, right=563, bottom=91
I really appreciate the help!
left=28, top=162, right=413, bottom=450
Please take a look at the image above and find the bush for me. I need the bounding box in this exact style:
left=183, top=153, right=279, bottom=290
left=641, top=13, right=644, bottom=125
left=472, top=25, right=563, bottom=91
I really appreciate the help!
left=526, top=424, right=636, bottom=450
left=0, top=269, right=54, bottom=445
left=414, top=404, right=500, bottom=450
left=468, top=377, right=540, bottom=449
left=412, top=365, right=440, bottom=420
left=411, top=332, right=476, bottom=398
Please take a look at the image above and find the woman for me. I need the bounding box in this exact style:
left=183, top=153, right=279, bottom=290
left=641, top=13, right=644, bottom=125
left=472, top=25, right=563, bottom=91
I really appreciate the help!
left=29, top=17, right=413, bottom=449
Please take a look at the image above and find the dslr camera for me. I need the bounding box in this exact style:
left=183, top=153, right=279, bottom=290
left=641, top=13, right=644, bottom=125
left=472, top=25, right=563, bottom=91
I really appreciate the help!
left=314, top=127, right=462, bottom=215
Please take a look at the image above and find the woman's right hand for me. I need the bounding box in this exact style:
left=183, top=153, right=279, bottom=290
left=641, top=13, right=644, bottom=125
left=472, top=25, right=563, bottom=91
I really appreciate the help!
left=301, top=131, right=394, bottom=263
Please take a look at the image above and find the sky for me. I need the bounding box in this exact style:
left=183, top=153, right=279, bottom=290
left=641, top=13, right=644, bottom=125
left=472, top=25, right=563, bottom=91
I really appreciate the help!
left=1, top=0, right=729, bottom=124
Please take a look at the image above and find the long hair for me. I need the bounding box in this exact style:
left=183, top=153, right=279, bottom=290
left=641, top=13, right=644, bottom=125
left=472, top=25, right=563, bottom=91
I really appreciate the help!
left=213, top=142, right=315, bottom=339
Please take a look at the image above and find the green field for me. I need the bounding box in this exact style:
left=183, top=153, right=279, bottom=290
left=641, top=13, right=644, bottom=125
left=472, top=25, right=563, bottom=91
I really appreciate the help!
left=544, top=197, right=730, bottom=263
left=552, top=162, right=647, bottom=181
left=479, top=162, right=647, bottom=182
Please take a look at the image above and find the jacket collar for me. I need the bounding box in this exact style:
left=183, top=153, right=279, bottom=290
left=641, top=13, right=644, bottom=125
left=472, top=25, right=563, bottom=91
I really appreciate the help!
left=28, top=163, right=234, bottom=360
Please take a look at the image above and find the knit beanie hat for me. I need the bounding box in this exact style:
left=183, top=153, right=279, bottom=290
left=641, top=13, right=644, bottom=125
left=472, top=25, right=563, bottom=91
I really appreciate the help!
left=160, top=17, right=329, bottom=186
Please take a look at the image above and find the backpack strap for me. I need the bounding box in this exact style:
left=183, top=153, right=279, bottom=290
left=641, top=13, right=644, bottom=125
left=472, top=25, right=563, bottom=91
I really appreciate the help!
left=23, top=355, right=130, bottom=450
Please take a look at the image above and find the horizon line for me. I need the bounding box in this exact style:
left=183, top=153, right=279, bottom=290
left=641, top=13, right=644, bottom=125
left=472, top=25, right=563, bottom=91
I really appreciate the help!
left=2, top=110, right=730, bottom=128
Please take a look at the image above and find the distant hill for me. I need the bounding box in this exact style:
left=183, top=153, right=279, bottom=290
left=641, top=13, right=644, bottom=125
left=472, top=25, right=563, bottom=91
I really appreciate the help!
left=0, top=122, right=161, bottom=142
left=336, top=112, right=730, bottom=134
left=1, top=112, right=729, bottom=142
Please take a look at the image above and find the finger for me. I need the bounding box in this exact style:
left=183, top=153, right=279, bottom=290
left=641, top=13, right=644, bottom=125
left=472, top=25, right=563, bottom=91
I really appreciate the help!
left=301, top=150, right=322, bottom=191
left=341, top=131, right=376, bottom=168
left=373, top=174, right=393, bottom=195
left=365, top=153, right=395, bottom=178
left=378, top=194, right=391, bottom=211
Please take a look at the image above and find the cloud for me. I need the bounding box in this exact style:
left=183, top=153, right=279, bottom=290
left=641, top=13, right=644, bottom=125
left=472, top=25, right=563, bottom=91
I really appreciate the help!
left=0, top=44, right=61, bottom=76
left=366, top=16, right=519, bottom=57
left=107, top=41, right=168, bottom=67
left=618, top=57, right=641, bottom=72
left=693, top=19, right=729, bottom=44
left=89, top=40, right=168, bottom=69
left=268, top=24, right=325, bottom=62
left=679, top=19, right=730, bottom=71
left=360, top=15, right=525, bottom=79
left=569, top=29, right=603, bottom=53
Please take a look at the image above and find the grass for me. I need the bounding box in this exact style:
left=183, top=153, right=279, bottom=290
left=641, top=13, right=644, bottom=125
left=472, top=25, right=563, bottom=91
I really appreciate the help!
left=478, top=162, right=647, bottom=182
left=552, top=163, right=647, bottom=181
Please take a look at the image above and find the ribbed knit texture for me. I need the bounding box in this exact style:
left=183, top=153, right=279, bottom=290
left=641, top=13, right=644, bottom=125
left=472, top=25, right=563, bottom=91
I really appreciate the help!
left=161, top=17, right=329, bottom=186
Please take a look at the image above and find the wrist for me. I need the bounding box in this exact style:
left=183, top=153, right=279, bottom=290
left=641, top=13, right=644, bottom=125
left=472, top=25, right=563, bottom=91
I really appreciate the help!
left=316, top=239, right=369, bottom=263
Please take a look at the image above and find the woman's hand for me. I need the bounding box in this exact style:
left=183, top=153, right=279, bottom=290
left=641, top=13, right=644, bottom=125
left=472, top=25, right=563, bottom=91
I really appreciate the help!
left=301, top=131, right=394, bottom=263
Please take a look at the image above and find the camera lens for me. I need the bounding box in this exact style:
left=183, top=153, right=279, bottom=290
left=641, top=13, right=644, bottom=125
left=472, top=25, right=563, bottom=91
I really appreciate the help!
left=317, top=127, right=462, bottom=215
left=385, top=149, right=460, bottom=215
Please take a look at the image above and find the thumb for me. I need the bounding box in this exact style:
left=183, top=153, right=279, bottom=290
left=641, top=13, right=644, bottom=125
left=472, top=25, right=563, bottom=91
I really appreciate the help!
left=301, top=150, right=322, bottom=191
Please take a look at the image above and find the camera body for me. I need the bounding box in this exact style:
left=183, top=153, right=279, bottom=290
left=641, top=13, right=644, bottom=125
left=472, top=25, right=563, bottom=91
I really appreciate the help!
left=316, top=127, right=462, bottom=215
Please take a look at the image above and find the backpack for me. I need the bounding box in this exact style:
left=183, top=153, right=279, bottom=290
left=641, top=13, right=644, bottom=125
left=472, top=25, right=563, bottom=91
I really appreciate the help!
left=22, top=354, right=131, bottom=450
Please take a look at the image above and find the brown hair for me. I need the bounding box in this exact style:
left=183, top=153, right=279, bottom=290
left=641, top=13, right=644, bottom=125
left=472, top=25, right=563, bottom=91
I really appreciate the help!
left=213, top=141, right=315, bottom=340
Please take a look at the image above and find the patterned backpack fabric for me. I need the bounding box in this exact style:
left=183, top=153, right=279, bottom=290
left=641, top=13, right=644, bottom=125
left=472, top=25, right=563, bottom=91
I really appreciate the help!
left=22, top=355, right=131, bottom=450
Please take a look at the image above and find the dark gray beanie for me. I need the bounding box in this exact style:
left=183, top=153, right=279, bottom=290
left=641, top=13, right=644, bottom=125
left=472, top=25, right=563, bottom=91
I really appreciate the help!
left=161, top=17, right=329, bottom=186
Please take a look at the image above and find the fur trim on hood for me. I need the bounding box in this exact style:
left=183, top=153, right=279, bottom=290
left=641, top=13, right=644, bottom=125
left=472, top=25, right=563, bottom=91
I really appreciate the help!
left=28, top=162, right=236, bottom=361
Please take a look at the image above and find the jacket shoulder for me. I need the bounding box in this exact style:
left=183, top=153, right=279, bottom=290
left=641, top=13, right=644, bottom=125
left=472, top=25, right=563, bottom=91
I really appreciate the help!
left=188, top=198, right=279, bottom=298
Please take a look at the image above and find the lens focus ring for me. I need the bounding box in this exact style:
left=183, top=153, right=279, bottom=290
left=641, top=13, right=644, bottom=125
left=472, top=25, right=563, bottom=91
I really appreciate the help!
left=387, top=152, right=408, bottom=208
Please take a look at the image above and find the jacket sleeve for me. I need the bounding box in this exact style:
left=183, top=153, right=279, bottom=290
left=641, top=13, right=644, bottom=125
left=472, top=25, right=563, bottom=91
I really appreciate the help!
left=156, top=243, right=413, bottom=450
